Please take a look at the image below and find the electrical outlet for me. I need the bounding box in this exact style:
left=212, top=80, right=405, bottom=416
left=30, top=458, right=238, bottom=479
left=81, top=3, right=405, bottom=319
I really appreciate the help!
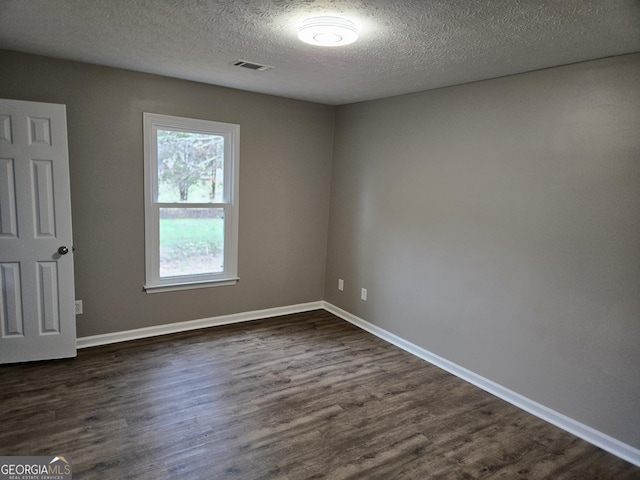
left=75, top=300, right=83, bottom=315
left=361, top=288, right=367, bottom=301
left=338, top=279, right=344, bottom=291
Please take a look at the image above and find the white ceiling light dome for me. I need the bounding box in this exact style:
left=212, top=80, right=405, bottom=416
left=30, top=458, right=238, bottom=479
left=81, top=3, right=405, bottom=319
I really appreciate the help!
left=298, top=16, right=358, bottom=47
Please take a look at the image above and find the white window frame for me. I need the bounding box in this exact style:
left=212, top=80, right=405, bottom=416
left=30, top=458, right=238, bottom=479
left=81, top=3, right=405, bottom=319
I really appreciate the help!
left=143, top=113, right=239, bottom=293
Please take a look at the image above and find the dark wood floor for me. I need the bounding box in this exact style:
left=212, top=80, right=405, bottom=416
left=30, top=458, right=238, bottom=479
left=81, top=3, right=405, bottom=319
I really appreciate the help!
left=1, top=310, right=638, bottom=479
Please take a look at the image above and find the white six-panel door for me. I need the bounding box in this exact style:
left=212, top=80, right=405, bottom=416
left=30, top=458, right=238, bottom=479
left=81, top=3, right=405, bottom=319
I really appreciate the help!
left=0, top=99, right=76, bottom=363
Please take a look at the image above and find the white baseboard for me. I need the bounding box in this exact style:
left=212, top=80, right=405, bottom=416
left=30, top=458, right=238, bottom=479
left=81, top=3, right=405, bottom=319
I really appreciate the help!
left=76, top=301, right=324, bottom=349
left=322, top=301, right=640, bottom=468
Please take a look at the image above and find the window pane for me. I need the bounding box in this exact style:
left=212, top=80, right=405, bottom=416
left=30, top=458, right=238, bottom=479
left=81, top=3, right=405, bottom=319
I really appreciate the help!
left=157, top=130, right=225, bottom=203
left=159, top=208, right=224, bottom=278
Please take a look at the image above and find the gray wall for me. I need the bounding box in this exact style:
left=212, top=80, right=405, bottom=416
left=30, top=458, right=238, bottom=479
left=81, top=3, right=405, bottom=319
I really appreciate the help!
left=0, top=49, right=335, bottom=338
left=325, top=54, right=640, bottom=449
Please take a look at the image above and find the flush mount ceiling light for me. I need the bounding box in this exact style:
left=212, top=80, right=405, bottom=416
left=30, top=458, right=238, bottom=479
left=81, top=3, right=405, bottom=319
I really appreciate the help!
left=298, top=16, right=358, bottom=47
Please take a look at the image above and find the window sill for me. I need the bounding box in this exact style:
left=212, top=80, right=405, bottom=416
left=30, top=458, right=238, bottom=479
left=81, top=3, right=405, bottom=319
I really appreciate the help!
left=144, top=277, right=239, bottom=294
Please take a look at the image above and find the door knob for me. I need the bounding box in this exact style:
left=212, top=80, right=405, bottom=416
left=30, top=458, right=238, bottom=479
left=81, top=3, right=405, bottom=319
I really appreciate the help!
left=58, top=246, right=69, bottom=255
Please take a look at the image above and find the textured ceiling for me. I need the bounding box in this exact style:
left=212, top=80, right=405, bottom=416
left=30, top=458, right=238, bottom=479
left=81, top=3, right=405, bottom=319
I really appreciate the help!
left=1, top=0, right=639, bottom=105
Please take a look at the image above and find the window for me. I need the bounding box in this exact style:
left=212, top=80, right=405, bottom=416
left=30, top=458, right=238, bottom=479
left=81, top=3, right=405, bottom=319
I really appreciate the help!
left=143, top=113, right=239, bottom=293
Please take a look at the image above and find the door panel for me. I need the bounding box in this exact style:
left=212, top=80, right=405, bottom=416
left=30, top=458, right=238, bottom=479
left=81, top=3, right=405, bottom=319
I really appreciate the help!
left=1, top=262, right=23, bottom=336
left=37, top=261, right=60, bottom=333
left=0, top=158, right=18, bottom=236
left=32, top=159, right=57, bottom=237
left=0, top=99, right=76, bottom=363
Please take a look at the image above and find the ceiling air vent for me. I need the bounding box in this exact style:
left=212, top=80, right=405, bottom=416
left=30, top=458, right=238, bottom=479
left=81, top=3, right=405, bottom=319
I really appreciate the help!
left=232, top=60, right=274, bottom=72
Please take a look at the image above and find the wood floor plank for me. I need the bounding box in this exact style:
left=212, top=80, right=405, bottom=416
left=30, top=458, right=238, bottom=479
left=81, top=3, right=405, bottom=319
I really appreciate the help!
left=0, top=310, right=638, bottom=479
